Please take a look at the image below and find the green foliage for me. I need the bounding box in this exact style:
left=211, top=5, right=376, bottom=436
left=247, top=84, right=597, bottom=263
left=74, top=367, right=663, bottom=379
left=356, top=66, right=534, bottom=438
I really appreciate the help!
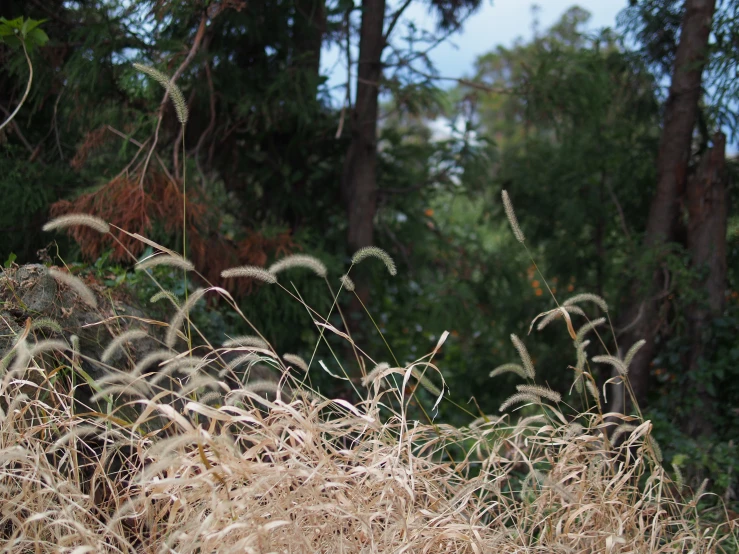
left=418, top=8, right=662, bottom=415
left=0, top=2, right=736, bottom=512
left=0, top=145, right=77, bottom=259
left=3, top=253, right=16, bottom=268
left=0, top=17, right=48, bottom=51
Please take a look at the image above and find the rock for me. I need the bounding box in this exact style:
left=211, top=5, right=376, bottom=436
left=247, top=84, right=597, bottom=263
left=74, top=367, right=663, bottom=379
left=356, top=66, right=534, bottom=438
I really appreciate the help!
left=0, top=264, right=162, bottom=411
left=0, top=263, right=280, bottom=411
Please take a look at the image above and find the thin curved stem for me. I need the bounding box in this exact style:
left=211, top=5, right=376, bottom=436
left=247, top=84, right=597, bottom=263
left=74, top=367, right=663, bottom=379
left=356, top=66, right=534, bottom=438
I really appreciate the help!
left=0, top=40, right=33, bottom=133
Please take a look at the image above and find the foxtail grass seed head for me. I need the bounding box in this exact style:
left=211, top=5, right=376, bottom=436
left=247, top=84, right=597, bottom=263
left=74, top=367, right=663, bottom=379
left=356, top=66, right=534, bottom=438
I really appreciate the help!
left=564, top=422, right=585, bottom=439
left=592, top=354, right=629, bottom=376
left=28, top=339, right=69, bottom=357
left=573, top=374, right=583, bottom=394
left=159, top=356, right=204, bottom=376
left=501, top=190, right=525, bottom=243
left=575, top=317, right=606, bottom=347
left=136, top=254, right=194, bottom=272
left=489, top=363, right=528, bottom=380
left=611, top=423, right=637, bottom=446
left=575, top=340, right=590, bottom=372
left=515, top=384, right=561, bottom=404
left=536, top=306, right=585, bottom=332
left=585, top=378, right=600, bottom=404
left=574, top=339, right=590, bottom=393
left=510, top=334, right=535, bottom=379
left=411, top=368, right=442, bottom=397
left=340, top=273, right=355, bottom=292
left=351, top=246, right=397, bottom=276
left=221, top=266, right=277, bottom=284
left=43, top=213, right=110, bottom=234
left=226, top=353, right=261, bottom=372
left=133, top=62, right=189, bottom=124
left=30, top=317, right=63, bottom=334
left=623, top=339, right=646, bottom=369
left=672, top=463, right=684, bottom=492
left=694, top=478, right=709, bottom=505
left=48, top=267, right=98, bottom=309
left=101, top=329, right=149, bottom=364
left=362, top=362, right=391, bottom=387
left=133, top=349, right=175, bottom=376
left=9, top=341, right=30, bottom=374
left=648, top=436, right=663, bottom=463
left=499, top=392, right=541, bottom=412
left=223, top=335, right=269, bottom=349
left=150, top=290, right=181, bottom=307
left=282, top=353, right=309, bottom=372
left=268, top=255, right=327, bottom=278
left=166, top=288, right=207, bottom=347
left=562, top=292, right=609, bottom=313
left=243, top=379, right=280, bottom=397
left=197, top=391, right=222, bottom=406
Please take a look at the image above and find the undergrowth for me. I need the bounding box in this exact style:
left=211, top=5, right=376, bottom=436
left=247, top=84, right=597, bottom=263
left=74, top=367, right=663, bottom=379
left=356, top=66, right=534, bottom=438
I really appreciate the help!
left=0, top=201, right=736, bottom=553
left=0, top=59, right=735, bottom=554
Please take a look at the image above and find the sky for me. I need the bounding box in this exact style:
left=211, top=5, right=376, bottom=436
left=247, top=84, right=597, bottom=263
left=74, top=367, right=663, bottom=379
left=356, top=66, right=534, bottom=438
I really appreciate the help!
left=321, top=1, right=629, bottom=102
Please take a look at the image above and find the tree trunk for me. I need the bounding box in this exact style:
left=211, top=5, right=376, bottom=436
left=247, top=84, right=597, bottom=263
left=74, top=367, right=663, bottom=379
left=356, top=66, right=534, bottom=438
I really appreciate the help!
left=341, top=0, right=386, bottom=255
left=614, top=0, right=716, bottom=413
left=683, top=132, right=727, bottom=437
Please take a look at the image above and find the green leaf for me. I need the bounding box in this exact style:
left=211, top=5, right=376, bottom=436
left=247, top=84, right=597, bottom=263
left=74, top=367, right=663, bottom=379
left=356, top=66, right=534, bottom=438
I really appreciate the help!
left=0, top=35, right=22, bottom=49
left=4, top=253, right=17, bottom=268
left=26, top=27, right=49, bottom=48
left=22, top=18, right=47, bottom=34
left=0, top=17, right=25, bottom=31
left=0, top=17, right=47, bottom=49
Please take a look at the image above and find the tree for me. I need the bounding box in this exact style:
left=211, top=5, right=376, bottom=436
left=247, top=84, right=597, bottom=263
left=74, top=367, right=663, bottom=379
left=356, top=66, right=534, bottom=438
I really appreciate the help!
left=340, top=0, right=483, bottom=270
left=294, top=0, right=327, bottom=99
left=616, top=0, right=718, bottom=415
left=431, top=8, right=663, bottom=415
left=683, top=131, right=728, bottom=436
left=341, top=0, right=386, bottom=255
left=466, top=8, right=661, bottom=302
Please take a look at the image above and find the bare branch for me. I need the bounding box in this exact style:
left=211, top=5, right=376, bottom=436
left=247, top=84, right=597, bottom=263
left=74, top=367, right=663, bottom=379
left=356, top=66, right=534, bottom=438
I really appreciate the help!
left=0, top=41, right=33, bottom=134
left=384, top=0, right=414, bottom=44
left=0, top=104, right=34, bottom=155
left=138, top=13, right=208, bottom=187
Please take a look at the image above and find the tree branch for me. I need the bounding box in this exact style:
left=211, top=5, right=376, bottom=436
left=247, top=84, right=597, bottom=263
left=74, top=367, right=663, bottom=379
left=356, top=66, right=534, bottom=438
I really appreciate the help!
left=192, top=60, right=217, bottom=176
left=138, top=12, right=207, bottom=188
left=0, top=41, right=33, bottom=134
left=0, top=104, right=34, bottom=155
left=383, top=0, right=414, bottom=44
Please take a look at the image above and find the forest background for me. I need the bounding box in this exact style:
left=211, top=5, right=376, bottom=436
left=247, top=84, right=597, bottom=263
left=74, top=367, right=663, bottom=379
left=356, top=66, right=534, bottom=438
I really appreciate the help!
left=1, top=0, right=738, bottom=499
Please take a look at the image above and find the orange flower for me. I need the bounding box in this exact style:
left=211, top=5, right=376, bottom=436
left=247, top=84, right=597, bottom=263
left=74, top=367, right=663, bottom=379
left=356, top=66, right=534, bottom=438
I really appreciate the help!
left=424, top=208, right=434, bottom=217
left=532, top=280, right=540, bottom=288
left=535, top=288, right=543, bottom=296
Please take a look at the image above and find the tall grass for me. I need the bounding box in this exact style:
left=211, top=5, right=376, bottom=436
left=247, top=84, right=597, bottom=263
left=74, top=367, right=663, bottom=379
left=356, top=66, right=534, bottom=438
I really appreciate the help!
left=1, top=204, right=735, bottom=553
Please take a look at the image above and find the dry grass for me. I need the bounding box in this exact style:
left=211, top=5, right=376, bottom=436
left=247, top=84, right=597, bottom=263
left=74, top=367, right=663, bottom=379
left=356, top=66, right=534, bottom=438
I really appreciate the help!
left=0, top=220, right=736, bottom=553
